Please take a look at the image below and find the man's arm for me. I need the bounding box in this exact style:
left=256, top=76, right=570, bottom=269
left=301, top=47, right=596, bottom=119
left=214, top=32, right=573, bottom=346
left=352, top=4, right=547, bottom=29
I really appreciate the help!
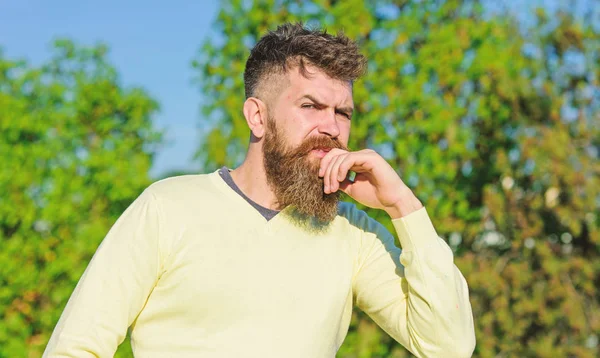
left=351, top=206, right=475, bottom=357
left=43, top=188, right=165, bottom=357
left=319, top=148, right=475, bottom=357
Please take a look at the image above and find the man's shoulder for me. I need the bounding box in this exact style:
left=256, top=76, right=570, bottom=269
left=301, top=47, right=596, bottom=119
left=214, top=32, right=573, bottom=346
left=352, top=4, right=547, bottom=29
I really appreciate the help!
left=144, top=172, right=219, bottom=201
left=336, top=201, right=391, bottom=237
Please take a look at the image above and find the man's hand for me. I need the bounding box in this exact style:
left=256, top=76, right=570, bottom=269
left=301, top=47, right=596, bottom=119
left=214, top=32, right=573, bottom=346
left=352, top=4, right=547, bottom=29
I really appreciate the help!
left=318, top=148, right=423, bottom=219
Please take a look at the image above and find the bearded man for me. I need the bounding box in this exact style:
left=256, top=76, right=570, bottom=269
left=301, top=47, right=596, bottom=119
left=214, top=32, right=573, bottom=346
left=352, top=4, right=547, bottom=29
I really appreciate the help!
left=44, top=23, right=476, bottom=358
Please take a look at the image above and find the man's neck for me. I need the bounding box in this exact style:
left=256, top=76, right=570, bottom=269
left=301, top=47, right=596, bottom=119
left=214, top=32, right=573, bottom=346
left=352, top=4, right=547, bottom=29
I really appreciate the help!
left=229, top=155, right=280, bottom=211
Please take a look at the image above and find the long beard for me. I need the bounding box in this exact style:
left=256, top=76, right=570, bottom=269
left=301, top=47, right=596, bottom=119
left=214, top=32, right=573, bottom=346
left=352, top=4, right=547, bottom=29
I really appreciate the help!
left=263, top=117, right=347, bottom=227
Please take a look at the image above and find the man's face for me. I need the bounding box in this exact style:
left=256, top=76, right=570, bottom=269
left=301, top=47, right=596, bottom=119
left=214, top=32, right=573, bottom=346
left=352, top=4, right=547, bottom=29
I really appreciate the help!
left=262, top=65, right=353, bottom=226
left=267, top=65, right=354, bottom=158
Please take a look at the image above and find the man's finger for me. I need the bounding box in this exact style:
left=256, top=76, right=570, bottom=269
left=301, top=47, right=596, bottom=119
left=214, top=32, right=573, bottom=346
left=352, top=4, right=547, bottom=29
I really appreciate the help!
left=328, top=153, right=348, bottom=193
left=337, top=155, right=357, bottom=184
left=322, top=152, right=338, bottom=193
left=318, top=148, right=347, bottom=178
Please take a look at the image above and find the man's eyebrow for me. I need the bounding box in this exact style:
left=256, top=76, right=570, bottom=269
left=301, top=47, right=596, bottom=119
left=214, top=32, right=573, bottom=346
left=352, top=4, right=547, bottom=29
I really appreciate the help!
left=298, top=94, right=324, bottom=106
left=298, top=94, right=354, bottom=115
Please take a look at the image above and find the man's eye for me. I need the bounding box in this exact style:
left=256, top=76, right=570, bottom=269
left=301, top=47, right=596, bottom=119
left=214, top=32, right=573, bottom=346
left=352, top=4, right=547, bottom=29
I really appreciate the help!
left=301, top=103, right=315, bottom=109
left=337, top=112, right=351, bottom=119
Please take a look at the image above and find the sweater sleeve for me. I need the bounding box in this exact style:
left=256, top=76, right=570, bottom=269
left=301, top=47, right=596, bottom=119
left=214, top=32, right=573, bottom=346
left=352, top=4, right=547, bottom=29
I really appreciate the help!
left=43, top=188, right=165, bottom=357
left=352, top=207, right=475, bottom=358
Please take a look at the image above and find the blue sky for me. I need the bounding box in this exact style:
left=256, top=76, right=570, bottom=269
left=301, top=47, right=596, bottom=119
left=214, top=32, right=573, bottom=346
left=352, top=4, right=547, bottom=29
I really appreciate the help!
left=0, top=0, right=220, bottom=178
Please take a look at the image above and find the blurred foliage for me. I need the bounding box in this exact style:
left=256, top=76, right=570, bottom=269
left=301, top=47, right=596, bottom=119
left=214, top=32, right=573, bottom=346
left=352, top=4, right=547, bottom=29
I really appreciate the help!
left=194, top=0, right=600, bottom=356
left=0, top=40, right=161, bottom=357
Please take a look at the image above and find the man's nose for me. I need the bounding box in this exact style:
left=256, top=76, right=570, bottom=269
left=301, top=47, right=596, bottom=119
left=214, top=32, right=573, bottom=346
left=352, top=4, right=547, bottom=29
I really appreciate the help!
left=317, top=110, right=340, bottom=138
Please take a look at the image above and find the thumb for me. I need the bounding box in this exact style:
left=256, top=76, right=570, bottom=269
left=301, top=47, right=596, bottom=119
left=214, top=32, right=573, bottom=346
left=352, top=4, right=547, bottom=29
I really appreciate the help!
left=339, top=179, right=354, bottom=195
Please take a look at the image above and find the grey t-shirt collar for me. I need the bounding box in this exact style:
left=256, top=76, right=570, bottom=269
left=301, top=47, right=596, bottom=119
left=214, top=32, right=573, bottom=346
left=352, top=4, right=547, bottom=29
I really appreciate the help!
left=218, top=166, right=280, bottom=221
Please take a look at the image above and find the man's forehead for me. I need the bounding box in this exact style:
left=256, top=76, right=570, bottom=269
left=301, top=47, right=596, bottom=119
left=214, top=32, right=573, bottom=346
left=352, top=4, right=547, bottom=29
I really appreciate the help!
left=285, top=66, right=354, bottom=105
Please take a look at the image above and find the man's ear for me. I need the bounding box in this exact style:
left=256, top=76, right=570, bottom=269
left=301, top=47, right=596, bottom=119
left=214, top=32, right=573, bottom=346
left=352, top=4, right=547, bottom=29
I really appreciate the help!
left=243, top=97, right=267, bottom=139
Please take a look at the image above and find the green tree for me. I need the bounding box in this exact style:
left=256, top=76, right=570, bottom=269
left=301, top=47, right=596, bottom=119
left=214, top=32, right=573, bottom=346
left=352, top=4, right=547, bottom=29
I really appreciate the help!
left=0, top=40, right=162, bottom=357
left=193, top=0, right=599, bottom=356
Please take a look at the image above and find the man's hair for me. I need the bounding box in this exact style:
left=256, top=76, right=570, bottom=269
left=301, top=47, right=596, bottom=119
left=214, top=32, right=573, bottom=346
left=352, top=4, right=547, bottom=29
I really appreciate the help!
left=243, top=22, right=367, bottom=99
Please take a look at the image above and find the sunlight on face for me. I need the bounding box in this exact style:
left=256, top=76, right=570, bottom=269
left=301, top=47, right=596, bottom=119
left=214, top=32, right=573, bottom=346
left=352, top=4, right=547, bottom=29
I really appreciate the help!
left=267, top=64, right=354, bottom=151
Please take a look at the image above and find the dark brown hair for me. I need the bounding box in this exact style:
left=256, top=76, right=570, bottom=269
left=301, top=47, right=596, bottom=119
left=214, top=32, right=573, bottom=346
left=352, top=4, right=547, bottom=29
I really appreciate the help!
left=243, top=22, right=367, bottom=98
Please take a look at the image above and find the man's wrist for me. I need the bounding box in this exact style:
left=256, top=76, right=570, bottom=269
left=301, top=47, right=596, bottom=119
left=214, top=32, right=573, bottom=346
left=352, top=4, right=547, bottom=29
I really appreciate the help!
left=384, top=188, right=423, bottom=219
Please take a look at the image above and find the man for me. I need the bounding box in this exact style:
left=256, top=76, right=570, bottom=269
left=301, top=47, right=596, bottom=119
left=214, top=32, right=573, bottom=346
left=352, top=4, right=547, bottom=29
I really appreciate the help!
left=44, top=23, right=476, bottom=357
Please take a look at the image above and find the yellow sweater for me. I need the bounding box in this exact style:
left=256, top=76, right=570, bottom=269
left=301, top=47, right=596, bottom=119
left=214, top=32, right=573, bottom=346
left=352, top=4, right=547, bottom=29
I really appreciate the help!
left=44, top=171, right=475, bottom=357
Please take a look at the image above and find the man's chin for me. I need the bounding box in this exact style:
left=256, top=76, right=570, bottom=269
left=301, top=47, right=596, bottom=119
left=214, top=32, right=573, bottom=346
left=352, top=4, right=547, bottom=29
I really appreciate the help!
left=293, top=156, right=320, bottom=176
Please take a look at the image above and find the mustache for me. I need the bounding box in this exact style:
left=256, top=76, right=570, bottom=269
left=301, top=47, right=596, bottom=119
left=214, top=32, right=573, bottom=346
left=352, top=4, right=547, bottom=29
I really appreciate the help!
left=288, top=136, right=348, bottom=158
